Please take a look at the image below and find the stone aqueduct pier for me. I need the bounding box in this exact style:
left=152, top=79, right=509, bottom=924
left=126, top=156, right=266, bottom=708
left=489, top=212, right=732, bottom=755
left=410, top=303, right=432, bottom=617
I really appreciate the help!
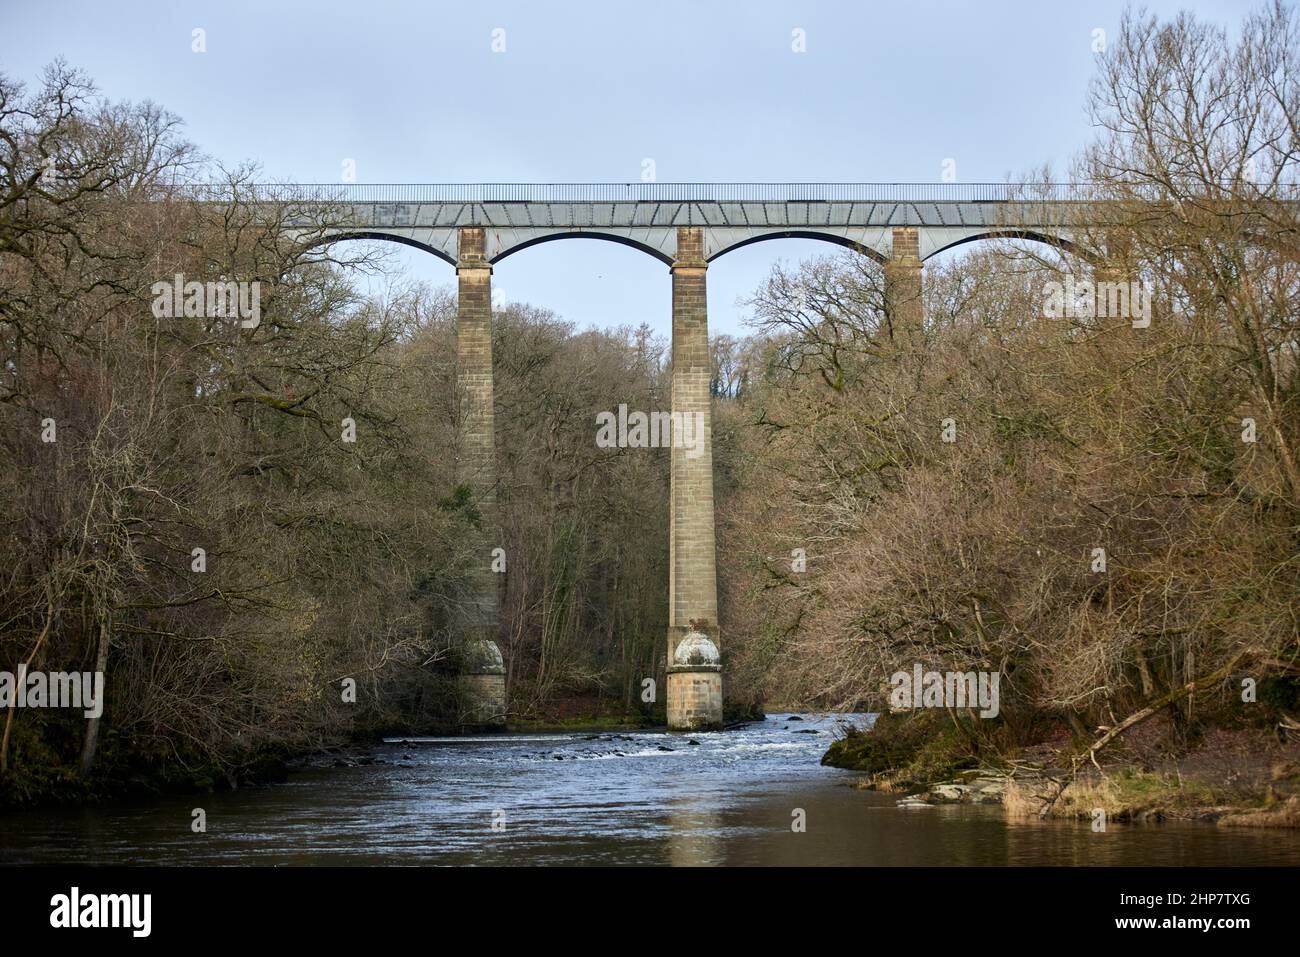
left=274, top=183, right=1087, bottom=730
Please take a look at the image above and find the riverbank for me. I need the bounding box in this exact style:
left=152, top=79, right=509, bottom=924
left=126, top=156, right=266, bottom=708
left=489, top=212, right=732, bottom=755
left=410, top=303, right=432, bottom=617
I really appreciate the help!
left=822, top=710, right=1300, bottom=828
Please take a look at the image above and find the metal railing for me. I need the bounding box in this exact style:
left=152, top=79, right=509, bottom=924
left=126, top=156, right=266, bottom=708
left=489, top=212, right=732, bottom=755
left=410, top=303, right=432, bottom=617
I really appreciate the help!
left=171, top=181, right=1298, bottom=205
left=181, top=182, right=1102, bottom=204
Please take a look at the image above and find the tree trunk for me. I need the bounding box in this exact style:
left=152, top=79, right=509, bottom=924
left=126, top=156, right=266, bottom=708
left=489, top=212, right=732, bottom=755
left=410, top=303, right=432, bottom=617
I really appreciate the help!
left=79, top=614, right=111, bottom=775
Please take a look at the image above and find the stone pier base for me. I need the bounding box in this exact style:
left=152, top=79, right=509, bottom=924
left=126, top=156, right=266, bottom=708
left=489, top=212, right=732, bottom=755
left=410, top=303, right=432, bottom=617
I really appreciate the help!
left=666, top=671, right=723, bottom=731
left=462, top=669, right=506, bottom=728
left=461, top=637, right=506, bottom=728
left=666, top=630, right=723, bottom=731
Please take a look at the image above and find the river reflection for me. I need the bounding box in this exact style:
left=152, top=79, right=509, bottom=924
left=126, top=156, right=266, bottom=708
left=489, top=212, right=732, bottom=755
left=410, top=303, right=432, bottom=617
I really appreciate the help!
left=3, top=714, right=1299, bottom=866
left=667, top=798, right=724, bottom=867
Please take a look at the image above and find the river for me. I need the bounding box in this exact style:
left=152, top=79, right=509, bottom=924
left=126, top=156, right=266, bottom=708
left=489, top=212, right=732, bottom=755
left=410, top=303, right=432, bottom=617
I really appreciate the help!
left=3, top=713, right=1299, bottom=866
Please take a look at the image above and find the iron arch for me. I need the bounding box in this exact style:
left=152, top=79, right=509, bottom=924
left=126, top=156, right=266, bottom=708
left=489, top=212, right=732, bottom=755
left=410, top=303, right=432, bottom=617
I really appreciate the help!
left=707, top=230, right=888, bottom=264
left=490, top=231, right=674, bottom=267
left=923, top=230, right=1089, bottom=263
left=304, top=231, right=458, bottom=267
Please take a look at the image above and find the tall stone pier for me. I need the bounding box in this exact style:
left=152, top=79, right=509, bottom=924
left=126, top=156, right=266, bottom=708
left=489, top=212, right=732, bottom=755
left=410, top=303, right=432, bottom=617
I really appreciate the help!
left=666, top=227, right=724, bottom=731
left=884, top=226, right=924, bottom=341
left=455, top=226, right=506, bottom=727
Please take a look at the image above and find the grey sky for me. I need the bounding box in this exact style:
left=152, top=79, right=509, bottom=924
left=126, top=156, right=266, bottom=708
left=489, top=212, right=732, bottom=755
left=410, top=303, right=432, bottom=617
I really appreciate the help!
left=0, top=0, right=1247, bottom=337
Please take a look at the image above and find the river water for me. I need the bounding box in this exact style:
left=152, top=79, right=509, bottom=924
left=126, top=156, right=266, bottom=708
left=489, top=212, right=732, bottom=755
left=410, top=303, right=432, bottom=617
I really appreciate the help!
left=3, top=713, right=1299, bottom=866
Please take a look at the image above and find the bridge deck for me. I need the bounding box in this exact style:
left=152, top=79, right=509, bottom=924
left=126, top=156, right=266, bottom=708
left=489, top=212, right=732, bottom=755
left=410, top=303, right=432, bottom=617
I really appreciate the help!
left=239, top=184, right=1104, bottom=264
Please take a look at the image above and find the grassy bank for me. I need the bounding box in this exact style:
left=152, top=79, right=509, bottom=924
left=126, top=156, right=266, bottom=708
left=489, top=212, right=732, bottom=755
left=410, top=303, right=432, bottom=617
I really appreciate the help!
left=823, top=707, right=1300, bottom=828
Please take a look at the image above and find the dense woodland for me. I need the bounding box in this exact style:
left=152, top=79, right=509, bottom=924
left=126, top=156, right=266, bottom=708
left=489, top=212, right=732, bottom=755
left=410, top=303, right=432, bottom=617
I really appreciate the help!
left=1, top=4, right=1297, bottom=804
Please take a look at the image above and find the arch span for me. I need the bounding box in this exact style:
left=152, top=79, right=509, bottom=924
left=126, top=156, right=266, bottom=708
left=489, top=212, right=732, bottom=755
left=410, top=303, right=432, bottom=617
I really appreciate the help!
left=306, top=231, right=458, bottom=267
left=707, top=230, right=888, bottom=264
left=923, top=230, right=1088, bottom=263
left=490, top=232, right=674, bottom=267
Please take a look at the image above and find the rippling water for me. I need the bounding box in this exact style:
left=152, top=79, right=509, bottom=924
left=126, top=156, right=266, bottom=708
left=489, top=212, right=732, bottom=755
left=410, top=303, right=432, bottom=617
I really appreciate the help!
left=4, top=713, right=1300, bottom=866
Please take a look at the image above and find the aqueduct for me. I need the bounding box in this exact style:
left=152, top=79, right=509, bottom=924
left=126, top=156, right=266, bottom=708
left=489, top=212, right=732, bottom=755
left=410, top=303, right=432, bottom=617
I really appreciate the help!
left=268, top=183, right=1093, bottom=730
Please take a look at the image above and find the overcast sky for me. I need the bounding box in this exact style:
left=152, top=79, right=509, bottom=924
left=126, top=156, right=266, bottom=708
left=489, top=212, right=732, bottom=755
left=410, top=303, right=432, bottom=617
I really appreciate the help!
left=1, top=0, right=1247, bottom=337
